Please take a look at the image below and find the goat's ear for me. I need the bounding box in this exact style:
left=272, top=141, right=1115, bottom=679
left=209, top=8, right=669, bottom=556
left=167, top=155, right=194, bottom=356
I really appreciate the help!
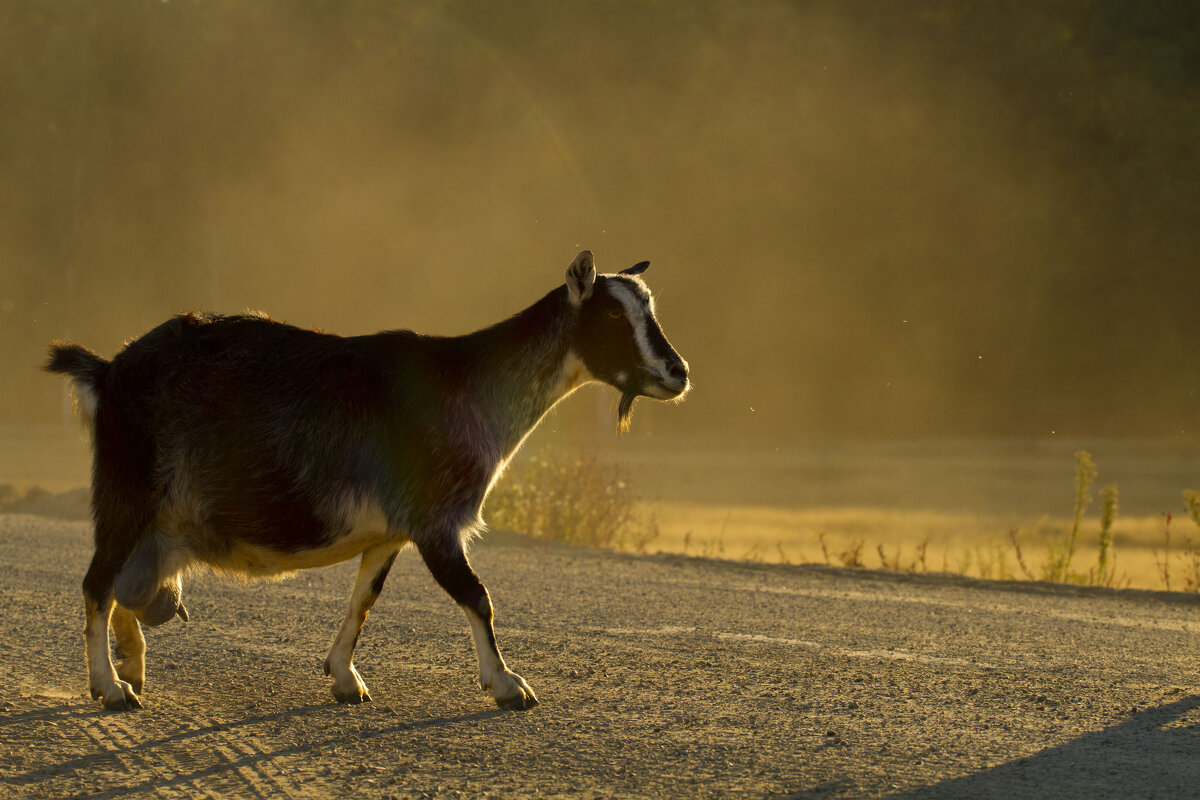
left=566, top=250, right=596, bottom=306
left=621, top=260, right=650, bottom=276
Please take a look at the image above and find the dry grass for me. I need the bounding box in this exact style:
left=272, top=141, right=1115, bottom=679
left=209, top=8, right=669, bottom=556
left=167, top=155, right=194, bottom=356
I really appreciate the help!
left=644, top=501, right=1188, bottom=591
left=485, top=452, right=660, bottom=552
left=635, top=448, right=1200, bottom=593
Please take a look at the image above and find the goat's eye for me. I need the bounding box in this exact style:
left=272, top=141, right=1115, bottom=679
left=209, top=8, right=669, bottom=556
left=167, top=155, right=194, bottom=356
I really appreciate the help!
left=607, top=310, right=623, bottom=320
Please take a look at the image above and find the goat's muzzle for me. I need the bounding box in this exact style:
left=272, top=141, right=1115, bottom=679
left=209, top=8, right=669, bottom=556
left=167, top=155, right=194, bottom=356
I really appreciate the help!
left=645, top=357, right=690, bottom=400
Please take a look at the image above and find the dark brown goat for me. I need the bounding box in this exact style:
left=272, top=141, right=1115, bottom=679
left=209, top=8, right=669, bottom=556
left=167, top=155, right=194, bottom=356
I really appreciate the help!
left=45, top=251, right=689, bottom=711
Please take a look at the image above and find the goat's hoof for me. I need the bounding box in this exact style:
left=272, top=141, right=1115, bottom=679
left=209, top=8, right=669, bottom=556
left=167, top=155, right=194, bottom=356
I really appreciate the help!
left=333, top=689, right=372, bottom=704
left=490, top=670, right=538, bottom=711
left=496, top=691, right=538, bottom=711
left=328, top=659, right=371, bottom=703
left=331, top=675, right=372, bottom=704
left=96, top=680, right=142, bottom=711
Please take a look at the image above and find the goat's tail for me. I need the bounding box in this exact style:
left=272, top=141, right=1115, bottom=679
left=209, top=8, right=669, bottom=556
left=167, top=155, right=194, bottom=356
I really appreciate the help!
left=45, top=341, right=108, bottom=383
left=45, top=341, right=109, bottom=422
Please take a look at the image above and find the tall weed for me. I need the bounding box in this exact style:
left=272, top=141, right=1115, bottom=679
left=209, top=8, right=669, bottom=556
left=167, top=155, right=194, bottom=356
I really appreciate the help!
left=1042, top=450, right=1096, bottom=582
left=1092, top=483, right=1119, bottom=586
left=1155, top=512, right=1173, bottom=591
left=486, top=452, right=659, bottom=551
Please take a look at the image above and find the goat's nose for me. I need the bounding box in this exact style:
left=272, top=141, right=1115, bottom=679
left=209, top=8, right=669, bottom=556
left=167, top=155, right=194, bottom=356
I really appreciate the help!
left=667, top=360, right=689, bottom=383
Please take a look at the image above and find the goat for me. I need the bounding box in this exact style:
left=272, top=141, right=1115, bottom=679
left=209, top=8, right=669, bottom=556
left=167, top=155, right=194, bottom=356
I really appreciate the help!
left=45, top=250, right=689, bottom=711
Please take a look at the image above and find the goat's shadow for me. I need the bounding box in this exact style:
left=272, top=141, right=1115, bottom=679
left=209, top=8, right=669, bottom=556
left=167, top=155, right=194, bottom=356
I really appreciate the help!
left=791, top=695, right=1200, bottom=799
left=5, top=698, right=510, bottom=795
left=0, top=700, right=85, bottom=728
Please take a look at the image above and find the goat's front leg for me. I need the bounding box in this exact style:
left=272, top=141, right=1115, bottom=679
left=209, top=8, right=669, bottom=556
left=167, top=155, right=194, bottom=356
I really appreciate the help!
left=417, top=536, right=537, bottom=710
left=324, top=545, right=400, bottom=703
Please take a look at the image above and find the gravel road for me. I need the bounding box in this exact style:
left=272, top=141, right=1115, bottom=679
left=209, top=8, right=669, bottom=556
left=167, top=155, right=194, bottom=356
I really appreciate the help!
left=2, top=512, right=1198, bottom=799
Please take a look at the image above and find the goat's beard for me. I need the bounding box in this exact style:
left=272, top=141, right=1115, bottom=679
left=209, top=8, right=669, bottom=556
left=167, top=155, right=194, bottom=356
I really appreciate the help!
left=617, top=391, right=638, bottom=434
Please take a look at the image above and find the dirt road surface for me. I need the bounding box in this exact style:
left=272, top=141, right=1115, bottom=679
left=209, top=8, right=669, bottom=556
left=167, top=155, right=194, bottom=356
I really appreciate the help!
left=2, top=512, right=1199, bottom=799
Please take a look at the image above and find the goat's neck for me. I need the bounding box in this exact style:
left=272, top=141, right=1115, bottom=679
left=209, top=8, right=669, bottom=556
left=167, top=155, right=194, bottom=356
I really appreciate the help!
left=464, top=289, right=589, bottom=458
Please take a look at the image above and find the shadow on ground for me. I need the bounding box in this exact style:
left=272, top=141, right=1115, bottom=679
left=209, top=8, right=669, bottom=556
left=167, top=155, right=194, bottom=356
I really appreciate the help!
left=4, top=698, right=509, bottom=798
left=875, top=695, right=1200, bottom=799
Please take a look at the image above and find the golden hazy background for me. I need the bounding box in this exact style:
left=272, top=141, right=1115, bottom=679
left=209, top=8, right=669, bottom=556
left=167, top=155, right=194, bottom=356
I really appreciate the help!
left=3, top=1, right=1199, bottom=583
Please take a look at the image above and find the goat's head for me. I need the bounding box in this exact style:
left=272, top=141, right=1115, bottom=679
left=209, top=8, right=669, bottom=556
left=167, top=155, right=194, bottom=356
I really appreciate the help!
left=565, top=250, right=690, bottom=432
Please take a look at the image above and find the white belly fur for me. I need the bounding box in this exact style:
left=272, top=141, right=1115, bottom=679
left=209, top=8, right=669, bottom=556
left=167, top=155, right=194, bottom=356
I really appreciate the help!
left=169, top=494, right=406, bottom=579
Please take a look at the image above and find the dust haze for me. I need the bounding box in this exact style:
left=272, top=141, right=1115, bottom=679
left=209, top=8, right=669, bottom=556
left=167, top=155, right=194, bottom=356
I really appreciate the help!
left=4, top=0, right=1198, bottom=446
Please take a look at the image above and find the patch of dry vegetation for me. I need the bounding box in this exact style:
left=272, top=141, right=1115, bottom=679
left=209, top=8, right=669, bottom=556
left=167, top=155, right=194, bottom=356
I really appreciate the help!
left=485, top=453, right=660, bottom=552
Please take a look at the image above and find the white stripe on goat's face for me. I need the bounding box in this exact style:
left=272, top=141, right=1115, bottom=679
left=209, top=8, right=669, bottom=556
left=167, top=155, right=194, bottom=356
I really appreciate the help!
left=573, top=272, right=689, bottom=402
left=607, top=279, right=669, bottom=378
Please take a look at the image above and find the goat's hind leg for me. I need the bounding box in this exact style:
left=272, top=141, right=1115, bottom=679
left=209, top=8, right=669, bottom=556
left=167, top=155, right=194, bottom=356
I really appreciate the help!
left=417, top=534, right=537, bottom=710
left=82, top=552, right=142, bottom=710
left=324, top=545, right=401, bottom=703
left=110, top=606, right=146, bottom=695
